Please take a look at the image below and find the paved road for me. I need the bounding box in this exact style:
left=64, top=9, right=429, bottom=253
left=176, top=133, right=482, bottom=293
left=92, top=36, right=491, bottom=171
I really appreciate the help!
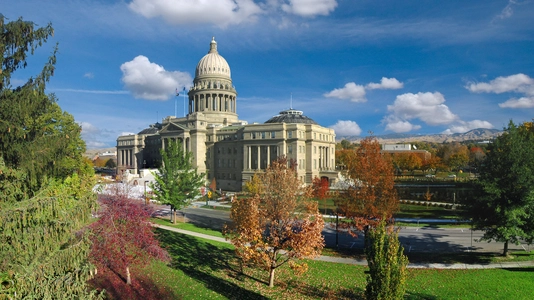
left=155, top=223, right=534, bottom=269
left=153, top=205, right=532, bottom=254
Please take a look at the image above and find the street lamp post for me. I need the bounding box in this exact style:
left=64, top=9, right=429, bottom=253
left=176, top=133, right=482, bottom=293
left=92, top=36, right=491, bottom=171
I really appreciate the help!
left=144, top=180, right=149, bottom=205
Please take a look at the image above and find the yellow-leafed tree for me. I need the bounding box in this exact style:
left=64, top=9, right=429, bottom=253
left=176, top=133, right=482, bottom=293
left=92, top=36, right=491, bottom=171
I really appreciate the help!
left=224, top=157, right=324, bottom=288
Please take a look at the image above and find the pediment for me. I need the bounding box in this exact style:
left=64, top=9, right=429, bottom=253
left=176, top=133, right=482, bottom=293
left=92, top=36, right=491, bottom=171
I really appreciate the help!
left=159, top=122, right=188, bottom=134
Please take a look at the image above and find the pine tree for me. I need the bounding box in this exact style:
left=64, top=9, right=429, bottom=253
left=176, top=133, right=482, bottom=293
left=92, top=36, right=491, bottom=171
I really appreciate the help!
left=152, top=139, right=205, bottom=223
left=0, top=16, right=100, bottom=298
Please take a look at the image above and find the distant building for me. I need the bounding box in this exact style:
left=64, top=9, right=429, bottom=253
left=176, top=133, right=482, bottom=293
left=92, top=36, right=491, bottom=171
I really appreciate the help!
left=381, top=143, right=431, bottom=162
left=382, top=143, right=414, bottom=151
left=116, top=38, right=338, bottom=191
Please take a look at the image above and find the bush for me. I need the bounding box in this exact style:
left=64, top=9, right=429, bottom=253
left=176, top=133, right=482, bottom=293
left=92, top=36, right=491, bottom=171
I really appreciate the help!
left=365, top=220, right=409, bottom=300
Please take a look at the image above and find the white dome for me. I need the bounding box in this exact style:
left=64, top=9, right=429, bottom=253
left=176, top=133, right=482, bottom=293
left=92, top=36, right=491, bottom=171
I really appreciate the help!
left=195, top=37, right=231, bottom=78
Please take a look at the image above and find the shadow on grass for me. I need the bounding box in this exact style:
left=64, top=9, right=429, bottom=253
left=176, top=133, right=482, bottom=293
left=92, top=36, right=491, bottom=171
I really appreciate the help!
left=157, top=229, right=268, bottom=300
left=89, top=266, right=178, bottom=300
left=405, top=292, right=439, bottom=299
left=286, top=279, right=365, bottom=300
left=405, top=251, right=496, bottom=264
left=503, top=267, right=534, bottom=272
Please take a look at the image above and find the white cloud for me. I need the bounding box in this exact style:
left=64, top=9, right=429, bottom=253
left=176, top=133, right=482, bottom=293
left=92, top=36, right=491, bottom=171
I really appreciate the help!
left=281, top=0, right=338, bottom=17
left=442, top=120, right=494, bottom=134
left=498, top=96, right=534, bottom=108
left=385, top=92, right=458, bottom=126
left=494, top=0, right=517, bottom=21
left=366, top=77, right=404, bottom=90
left=128, top=0, right=263, bottom=27
left=79, top=122, right=107, bottom=149
left=384, top=118, right=421, bottom=133
left=466, top=73, right=534, bottom=94
left=329, top=120, right=362, bottom=136
left=466, top=73, right=534, bottom=109
left=324, top=82, right=366, bottom=102
left=84, top=72, right=94, bottom=79
left=325, top=77, right=403, bottom=103
left=120, top=55, right=192, bottom=101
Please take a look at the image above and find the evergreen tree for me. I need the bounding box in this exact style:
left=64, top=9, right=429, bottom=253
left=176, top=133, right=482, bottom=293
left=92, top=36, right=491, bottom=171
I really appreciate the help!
left=1, top=16, right=88, bottom=194
left=152, top=139, right=205, bottom=223
left=365, top=219, right=408, bottom=300
left=0, top=16, right=100, bottom=298
left=464, top=120, right=534, bottom=256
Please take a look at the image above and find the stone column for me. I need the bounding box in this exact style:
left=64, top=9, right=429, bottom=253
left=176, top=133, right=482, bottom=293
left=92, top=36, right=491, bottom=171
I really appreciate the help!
left=248, top=146, right=252, bottom=169
left=266, top=146, right=270, bottom=167
left=257, top=146, right=261, bottom=170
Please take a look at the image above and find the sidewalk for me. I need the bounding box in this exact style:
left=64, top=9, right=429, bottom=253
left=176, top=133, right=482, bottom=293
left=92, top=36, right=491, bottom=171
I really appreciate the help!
left=154, top=224, right=534, bottom=270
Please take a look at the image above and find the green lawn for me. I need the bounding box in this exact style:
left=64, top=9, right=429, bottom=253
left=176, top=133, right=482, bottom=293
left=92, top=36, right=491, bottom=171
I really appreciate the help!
left=125, top=230, right=534, bottom=299
left=151, top=217, right=225, bottom=238
left=395, top=204, right=467, bottom=220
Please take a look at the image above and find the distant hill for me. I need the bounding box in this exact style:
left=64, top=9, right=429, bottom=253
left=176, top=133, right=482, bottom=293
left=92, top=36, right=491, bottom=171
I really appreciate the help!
left=337, top=128, right=503, bottom=144
left=84, top=147, right=116, bottom=158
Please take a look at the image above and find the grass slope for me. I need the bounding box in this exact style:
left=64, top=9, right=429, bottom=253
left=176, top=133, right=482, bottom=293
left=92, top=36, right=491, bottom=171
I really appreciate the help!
left=125, top=229, right=534, bottom=299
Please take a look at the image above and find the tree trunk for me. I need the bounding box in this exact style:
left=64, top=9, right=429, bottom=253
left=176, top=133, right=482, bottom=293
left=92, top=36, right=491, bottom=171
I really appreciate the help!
left=268, top=267, right=275, bottom=288
left=503, top=240, right=509, bottom=257
left=126, top=266, right=131, bottom=285
left=173, top=209, right=177, bottom=224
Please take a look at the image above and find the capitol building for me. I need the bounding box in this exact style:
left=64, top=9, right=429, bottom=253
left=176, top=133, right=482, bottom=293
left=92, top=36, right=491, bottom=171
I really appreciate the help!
left=116, top=38, right=338, bottom=191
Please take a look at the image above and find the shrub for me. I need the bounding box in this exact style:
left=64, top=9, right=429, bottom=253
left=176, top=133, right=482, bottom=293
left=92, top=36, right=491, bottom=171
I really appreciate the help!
left=365, top=220, right=409, bottom=300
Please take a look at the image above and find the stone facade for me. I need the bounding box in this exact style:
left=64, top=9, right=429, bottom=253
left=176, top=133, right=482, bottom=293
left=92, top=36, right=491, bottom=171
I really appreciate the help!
left=116, top=38, right=337, bottom=191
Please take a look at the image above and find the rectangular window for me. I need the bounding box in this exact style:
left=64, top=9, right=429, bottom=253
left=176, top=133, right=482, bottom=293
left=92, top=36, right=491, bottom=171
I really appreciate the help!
left=288, top=131, right=293, bottom=138
left=252, top=132, right=257, bottom=139
left=261, top=132, right=266, bottom=139
left=288, top=145, right=293, bottom=154
left=271, top=131, right=275, bottom=138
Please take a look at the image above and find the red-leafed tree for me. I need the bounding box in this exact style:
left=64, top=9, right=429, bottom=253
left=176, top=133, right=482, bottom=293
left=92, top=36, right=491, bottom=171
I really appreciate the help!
left=89, top=194, right=170, bottom=285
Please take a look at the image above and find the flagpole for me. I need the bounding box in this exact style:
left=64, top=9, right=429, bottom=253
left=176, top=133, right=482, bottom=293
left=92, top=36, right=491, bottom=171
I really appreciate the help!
left=183, top=87, right=186, bottom=117
left=174, top=88, right=178, bottom=117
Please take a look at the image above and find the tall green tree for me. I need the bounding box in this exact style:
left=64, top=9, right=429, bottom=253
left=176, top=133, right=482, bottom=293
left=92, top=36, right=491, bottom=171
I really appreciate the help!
left=1, top=16, right=87, bottom=195
left=0, top=16, right=100, bottom=298
left=464, top=120, right=534, bottom=256
left=152, top=139, right=205, bottom=223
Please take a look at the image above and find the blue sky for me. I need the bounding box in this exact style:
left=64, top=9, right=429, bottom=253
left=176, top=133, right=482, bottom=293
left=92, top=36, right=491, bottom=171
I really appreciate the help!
left=3, top=0, right=534, bottom=148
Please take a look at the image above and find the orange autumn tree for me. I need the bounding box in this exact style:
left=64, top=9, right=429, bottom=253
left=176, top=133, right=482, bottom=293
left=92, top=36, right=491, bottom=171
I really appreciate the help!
left=224, top=156, right=324, bottom=288
left=312, top=176, right=330, bottom=214
left=336, top=136, right=399, bottom=234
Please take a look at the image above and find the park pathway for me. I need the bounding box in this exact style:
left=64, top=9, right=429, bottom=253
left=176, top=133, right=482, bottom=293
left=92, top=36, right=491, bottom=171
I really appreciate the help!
left=154, top=224, right=534, bottom=270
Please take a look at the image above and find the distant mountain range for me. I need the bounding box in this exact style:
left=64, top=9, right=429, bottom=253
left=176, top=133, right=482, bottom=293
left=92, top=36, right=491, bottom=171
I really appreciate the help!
left=337, top=128, right=503, bottom=144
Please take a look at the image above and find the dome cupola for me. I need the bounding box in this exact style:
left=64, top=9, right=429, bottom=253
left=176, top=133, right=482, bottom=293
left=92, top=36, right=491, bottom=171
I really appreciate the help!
left=265, top=108, right=318, bottom=124
left=187, top=38, right=238, bottom=123
left=195, top=37, right=231, bottom=79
